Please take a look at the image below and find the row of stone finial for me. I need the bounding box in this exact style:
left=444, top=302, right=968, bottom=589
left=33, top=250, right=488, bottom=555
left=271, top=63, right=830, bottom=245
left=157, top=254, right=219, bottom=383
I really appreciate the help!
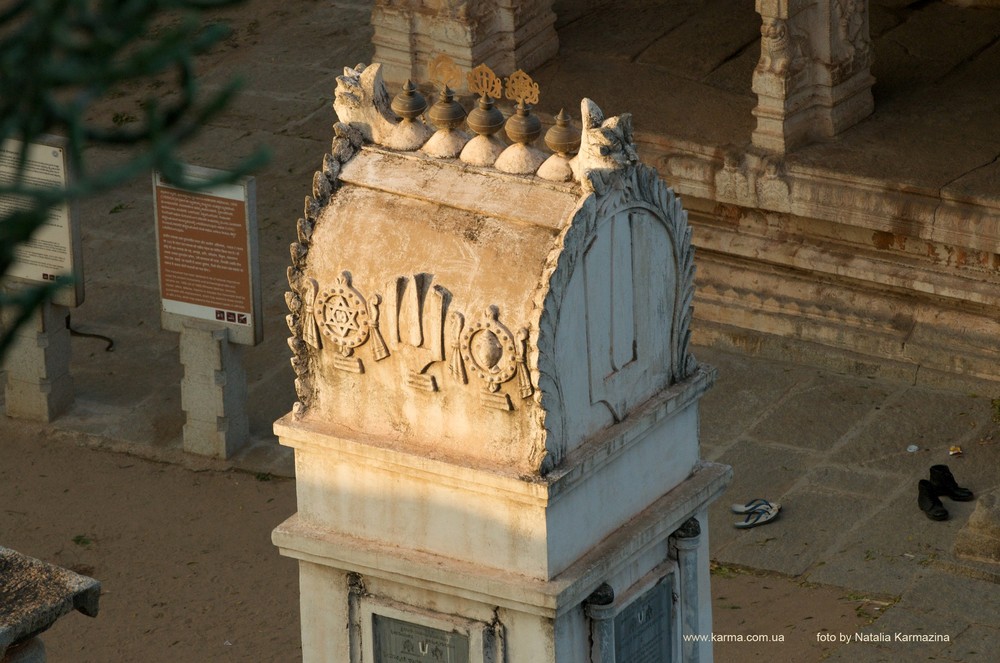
left=333, top=59, right=585, bottom=183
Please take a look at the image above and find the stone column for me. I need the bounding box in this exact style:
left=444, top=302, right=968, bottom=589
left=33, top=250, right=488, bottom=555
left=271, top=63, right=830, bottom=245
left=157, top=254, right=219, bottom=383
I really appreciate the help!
left=752, top=0, right=874, bottom=153
left=178, top=321, right=249, bottom=458
left=371, top=0, right=558, bottom=87
left=584, top=584, right=615, bottom=662
left=1, top=297, right=73, bottom=422
left=673, top=516, right=705, bottom=663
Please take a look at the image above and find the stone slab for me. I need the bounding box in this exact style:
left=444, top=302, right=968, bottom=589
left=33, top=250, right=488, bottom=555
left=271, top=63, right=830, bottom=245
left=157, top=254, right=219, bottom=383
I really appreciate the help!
left=715, top=488, right=867, bottom=576
left=749, top=375, right=891, bottom=451
left=696, top=345, right=815, bottom=450
left=955, top=489, right=1000, bottom=563
left=637, top=0, right=761, bottom=81
left=830, top=387, right=991, bottom=471
left=555, top=0, right=698, bottom=61
left=805, top=489, right=948, bottom=597
left=0, top=547, right=100, bottom=657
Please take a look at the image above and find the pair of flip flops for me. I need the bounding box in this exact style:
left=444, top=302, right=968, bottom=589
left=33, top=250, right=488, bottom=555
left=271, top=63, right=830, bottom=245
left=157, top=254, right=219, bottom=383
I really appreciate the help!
left=731, top=498, right=781, bottom=529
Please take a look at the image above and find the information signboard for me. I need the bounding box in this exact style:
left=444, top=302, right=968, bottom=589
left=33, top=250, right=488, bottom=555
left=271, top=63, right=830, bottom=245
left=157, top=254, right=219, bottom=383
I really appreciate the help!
left=153, top=166, right=261, bottom=345
left=0, top=136, right=83, bottom=307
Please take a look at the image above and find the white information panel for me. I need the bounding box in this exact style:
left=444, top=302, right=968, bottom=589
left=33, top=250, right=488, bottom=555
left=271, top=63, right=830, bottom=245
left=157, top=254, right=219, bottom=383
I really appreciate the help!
left=0, top=137, right=83, bottom=307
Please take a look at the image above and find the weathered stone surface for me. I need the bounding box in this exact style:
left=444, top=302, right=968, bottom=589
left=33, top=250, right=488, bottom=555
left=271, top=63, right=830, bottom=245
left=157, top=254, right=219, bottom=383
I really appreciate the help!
left=955, top=489, right=1000, bottom=564
left=0, top=547, right=100, bottom=657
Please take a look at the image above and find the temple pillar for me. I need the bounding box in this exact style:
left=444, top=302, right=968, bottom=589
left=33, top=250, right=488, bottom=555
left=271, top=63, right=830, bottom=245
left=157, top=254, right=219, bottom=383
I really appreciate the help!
left=370, top=0, right=558, bottom=87
left=752, top=0, right=875, bottom=153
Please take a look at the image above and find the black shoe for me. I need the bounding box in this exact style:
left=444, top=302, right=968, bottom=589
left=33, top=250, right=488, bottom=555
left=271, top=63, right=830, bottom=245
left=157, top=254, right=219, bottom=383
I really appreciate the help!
left=918, top=480, right=948, bottom=520
left=929, top=464, right=974, bottom=501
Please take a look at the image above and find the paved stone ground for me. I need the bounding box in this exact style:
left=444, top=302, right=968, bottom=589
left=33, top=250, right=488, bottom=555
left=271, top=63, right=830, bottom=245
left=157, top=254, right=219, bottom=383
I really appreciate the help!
left=4, top=0, right=1000, bottom=660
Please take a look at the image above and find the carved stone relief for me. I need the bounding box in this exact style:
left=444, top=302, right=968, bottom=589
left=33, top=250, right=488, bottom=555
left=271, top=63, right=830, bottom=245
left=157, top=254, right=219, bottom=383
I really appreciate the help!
left=314, top=272, right=389, bottom=373
left=574, top=99, right=639, bottom=194
left=831, top=0, right=872, bottom=85
left=388, top=274, right=448, bottom=392
left=286, top=119, right=365, bottom=415
left=459, top=305, right=532, bottom=411
left=756, top=17, right=807, bottom=79
left=299, top=269, right=534, bottom=410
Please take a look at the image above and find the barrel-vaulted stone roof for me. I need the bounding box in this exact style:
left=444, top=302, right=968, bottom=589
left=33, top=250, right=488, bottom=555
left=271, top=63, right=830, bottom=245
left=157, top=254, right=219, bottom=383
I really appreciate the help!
left=283, top=63, right=700, bottom=477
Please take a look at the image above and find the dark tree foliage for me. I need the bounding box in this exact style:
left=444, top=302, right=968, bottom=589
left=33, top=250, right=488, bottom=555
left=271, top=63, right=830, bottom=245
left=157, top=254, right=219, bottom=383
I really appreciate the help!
left=0, top=0, right=264, bottom=357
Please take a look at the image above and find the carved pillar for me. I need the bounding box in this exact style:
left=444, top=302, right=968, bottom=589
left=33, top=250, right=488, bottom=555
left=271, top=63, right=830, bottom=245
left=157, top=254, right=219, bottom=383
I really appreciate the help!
left=371, top=0, right=558, bottom=87
left=752, top=0, right=874, bottom=153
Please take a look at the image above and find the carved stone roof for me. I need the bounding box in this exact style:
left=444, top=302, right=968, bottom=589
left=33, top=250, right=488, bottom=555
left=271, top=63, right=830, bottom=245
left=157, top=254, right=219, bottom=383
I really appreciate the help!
left=284, top=63, right=698, bottom=477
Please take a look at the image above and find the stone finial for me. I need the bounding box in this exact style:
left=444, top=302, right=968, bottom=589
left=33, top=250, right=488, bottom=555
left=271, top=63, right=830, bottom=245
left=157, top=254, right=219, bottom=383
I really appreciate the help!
left=423, top=55, right=471, bottom=158
left=390, top=79, right=427, bottom=121
left=537, top=108, right=580, bottom=182
left=460, top=63, right=506, bottom=166
left=572, top=98, right=638, bottom=193
left=387, top=79, right=434, bottom=150
left=423, top=84, right=470, bottom=157
left=494, top=70, right=546, bottom=175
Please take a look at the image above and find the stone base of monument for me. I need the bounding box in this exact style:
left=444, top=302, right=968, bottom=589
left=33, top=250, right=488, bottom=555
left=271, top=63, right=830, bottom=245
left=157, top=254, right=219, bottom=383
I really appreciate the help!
left=273, top=416, right=729, bottom=662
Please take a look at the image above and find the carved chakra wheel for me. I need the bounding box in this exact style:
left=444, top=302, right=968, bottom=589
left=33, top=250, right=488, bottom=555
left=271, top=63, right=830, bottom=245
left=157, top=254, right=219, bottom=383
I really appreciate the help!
left=315, top=272, right=372, bottom=356
left=459, top=305, right=519, bottom=393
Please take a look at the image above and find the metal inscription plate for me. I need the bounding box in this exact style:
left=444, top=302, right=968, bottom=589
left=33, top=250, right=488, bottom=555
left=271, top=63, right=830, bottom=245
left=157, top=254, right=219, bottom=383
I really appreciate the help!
left=614, top=579, right=672, bottom=663
left=373, top=614, right=470, bottom=663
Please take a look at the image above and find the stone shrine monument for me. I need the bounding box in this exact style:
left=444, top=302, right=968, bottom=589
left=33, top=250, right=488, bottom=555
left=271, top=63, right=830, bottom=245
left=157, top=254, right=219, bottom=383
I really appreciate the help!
left=272, top=61, right=731, bottom=662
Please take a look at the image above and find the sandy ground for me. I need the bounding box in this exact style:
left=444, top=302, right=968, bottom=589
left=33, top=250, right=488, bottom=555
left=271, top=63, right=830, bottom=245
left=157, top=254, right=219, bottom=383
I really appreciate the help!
left=1, top=423, right=883, bottom=662
left=1, top=428, right=301, bottom=662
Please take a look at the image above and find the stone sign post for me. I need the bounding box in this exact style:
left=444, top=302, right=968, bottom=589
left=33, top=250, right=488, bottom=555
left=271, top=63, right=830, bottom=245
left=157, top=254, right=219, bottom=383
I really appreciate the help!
left=152, top=166, right=261, bottom=458
left=0, top=136, right=83, bottom=422
left=273, top=62, right=731, bottom=662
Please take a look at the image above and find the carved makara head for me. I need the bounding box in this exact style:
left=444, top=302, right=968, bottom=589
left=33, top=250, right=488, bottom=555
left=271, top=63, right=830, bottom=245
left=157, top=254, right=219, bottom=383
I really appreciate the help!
left=578, top=98, right=638, bottom=172
left=333, top=63, right=396, bottom=143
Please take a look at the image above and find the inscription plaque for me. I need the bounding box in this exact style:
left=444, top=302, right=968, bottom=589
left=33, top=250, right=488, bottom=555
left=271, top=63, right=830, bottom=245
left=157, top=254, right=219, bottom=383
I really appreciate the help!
left=373, top=614, right=470, bottom=663
left=614, top=578, right=672, bottom=663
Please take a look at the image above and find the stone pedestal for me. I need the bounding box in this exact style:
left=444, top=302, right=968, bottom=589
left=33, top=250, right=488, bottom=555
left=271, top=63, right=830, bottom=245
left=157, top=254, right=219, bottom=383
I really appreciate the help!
left=752, top=0, right=875, bottom=153
left=275, top=65, right=730, bottom=663
left=174, top=321, right=249, bottom=458
left=371, top=0, right=559, bottom=87
left=1, top=297, right=73, bottom=422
